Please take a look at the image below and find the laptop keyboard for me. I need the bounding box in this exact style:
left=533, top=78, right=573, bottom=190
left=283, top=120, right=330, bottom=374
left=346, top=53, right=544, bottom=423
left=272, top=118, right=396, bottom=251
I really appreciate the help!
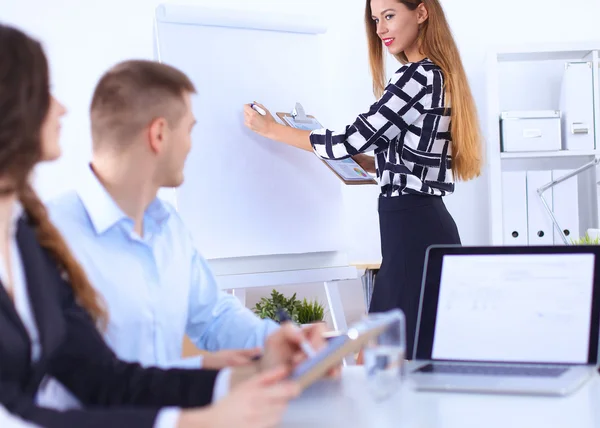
left=416, top=363, right=568, bottom=378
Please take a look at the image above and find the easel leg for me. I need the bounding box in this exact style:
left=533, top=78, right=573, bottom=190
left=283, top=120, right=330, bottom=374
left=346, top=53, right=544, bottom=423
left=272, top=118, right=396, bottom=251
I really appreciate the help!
left=324, top=281, right=353, bottom=366
left=232, top=288, right=247, bottom=306
left=324, top=281, right=348, bottom=332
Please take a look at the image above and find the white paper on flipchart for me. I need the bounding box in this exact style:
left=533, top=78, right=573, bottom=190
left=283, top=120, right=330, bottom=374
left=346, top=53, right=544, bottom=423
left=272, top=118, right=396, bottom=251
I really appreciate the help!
left=526, top=170, right=554, bottom=245
left=156, top=16, right=346, bottom=260
left=155, top=3, right=327, bottom=35
left=283, top=116, right=323, bottom=131
left=552, top=170, right=580, bottom=245
left=501, top=171, right=528, bottom=246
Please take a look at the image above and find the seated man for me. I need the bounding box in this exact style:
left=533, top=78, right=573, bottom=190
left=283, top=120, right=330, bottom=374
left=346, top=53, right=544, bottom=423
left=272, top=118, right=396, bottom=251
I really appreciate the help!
left=47, top=59, right=279, bottom=370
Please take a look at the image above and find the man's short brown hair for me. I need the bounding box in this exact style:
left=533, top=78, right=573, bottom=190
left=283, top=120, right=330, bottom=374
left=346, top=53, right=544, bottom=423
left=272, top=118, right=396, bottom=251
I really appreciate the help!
left=90, top=60, right=196, bottom=149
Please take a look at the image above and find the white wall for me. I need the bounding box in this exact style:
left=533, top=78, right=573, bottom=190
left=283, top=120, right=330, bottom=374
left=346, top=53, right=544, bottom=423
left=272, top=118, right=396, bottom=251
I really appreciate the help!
left=1, top=0, right=599, bottom=316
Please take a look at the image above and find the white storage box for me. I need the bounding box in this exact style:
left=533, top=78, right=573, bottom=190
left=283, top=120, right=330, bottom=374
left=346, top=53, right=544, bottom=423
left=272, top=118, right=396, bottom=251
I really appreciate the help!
left=500, top=110, right=562, bottom=152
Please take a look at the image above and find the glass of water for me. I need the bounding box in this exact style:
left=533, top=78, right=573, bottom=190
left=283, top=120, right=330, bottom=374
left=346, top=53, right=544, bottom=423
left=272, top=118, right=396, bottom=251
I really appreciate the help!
left=362, top=309, right=407, bottom=400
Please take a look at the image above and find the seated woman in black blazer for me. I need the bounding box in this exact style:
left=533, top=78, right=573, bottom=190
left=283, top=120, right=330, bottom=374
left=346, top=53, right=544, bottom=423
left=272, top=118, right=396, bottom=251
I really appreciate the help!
left=0, top=24, right=325, bottom=428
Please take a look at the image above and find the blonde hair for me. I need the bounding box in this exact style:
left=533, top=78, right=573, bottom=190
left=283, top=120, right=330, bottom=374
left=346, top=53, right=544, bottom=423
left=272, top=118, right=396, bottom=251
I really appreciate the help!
left=365, top=0, right=482, bottom=181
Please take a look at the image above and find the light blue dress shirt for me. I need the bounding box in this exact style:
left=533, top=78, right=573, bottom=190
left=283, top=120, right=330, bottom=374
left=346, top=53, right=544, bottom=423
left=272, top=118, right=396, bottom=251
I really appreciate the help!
left=46, top=166, right=279, bottom=369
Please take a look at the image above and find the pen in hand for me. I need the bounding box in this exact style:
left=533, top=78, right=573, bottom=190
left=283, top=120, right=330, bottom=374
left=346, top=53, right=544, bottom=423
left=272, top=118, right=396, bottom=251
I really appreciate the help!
left=276, top=308, right=317, bottom=358
left=250, top=308, right=318, bottom=362
left=250, top=102, right=267, bottom=116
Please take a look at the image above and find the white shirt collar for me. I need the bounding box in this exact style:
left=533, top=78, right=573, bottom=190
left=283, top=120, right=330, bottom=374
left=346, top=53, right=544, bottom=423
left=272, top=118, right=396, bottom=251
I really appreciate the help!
left=10, top=201, right=23, bottom=235
left=77, top=164, right=170, bottom=235
left=0, top=199, right=42, bottom=363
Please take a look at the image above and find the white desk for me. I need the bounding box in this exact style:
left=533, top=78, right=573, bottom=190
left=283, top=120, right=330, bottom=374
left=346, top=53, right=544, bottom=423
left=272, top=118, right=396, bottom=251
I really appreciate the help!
left=282, top=366, right=600, bottom=428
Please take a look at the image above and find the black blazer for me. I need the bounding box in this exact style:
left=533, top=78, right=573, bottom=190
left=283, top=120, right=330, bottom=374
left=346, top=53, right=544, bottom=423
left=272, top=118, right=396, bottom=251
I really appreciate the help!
left=0, top=217, right=220, bottom=428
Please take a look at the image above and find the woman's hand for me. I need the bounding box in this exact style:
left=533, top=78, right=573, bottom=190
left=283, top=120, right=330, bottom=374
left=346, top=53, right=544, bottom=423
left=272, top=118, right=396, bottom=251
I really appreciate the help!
left=242, top=101, right=314, bottom=151
left=178, top=366, right=299, bottom=428
left=352, top=154, right=377, bottom=174
left=243, top=102, right=278, bottom=138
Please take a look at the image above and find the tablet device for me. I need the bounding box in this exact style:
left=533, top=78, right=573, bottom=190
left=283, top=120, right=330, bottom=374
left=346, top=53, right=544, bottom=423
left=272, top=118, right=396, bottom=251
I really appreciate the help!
left=276, top=112, right=377, bottom=186
left=289, top=310, right=403, bottom=389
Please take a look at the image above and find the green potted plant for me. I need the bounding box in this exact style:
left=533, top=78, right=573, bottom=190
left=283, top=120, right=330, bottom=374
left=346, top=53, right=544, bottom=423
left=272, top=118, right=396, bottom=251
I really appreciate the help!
left=297, top=298, right=325, bottom=325
left=571, top=232, right=600, bottom=245
left=252, top=289, right=301, bottom=323
left=252, top=290, right=326, bottom=325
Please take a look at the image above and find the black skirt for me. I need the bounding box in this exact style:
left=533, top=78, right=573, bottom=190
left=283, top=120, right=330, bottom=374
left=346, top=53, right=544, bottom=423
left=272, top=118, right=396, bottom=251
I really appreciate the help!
left=369, top=194, right=461, bottom=359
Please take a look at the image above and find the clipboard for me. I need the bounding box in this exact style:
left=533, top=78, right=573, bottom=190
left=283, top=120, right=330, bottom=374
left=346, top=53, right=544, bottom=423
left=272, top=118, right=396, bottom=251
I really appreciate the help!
left=289, top=309, right=404, bottom=390
left=276, top=111, right=377, bottom=186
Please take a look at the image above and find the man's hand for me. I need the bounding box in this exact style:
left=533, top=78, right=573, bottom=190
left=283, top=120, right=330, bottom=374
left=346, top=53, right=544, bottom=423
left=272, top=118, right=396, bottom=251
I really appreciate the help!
left=229, top=323, right=342, bottom=390
left=202, top=348, right=262, bottom=370
left=260, top=323, right=340, bottom=379
left=258, top=323, right=327, bottom=372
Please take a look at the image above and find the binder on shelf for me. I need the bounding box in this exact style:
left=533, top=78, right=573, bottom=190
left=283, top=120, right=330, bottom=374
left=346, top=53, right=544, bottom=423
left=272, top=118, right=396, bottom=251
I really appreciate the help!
left=551, top=169, right=580, bottom=245
left=527, top=170, right=554, bottom=245
left=501, top=171, right=528, bottom=245
left=559, top=62, right=595, bottom=151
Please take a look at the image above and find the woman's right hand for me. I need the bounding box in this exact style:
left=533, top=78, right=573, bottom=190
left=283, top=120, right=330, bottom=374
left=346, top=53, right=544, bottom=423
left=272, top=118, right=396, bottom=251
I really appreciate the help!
left=177, top=366, right=300, bottom=428
left=244, top=102, right=278, bottom=139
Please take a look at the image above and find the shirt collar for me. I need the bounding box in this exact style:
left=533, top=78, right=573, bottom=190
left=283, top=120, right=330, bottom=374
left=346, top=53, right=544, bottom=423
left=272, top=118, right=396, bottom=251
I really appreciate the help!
left=10, top=201, right=23, bottom=238
left=77, top=164, right=171, bottom=235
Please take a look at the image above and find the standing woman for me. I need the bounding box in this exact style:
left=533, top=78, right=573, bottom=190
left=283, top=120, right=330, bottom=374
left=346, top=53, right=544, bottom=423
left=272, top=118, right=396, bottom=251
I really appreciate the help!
left=244, top=0, right=482, bottom=357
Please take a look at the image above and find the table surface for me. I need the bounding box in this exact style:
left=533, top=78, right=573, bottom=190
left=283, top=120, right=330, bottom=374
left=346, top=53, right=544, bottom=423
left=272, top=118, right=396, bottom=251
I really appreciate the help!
left=282, top=365, right=600, bottom=428
left=352, top=262, right=382, bottom=270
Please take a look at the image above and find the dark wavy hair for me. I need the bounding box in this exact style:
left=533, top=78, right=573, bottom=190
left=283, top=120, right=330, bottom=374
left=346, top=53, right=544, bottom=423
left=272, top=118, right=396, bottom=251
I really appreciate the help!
left=0, top=24, right=106, bottom=327
left=0, top=25, right=49, bottom=187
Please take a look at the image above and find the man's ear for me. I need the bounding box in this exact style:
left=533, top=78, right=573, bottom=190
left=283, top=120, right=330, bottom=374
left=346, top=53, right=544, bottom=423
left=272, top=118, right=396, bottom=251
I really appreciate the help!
left=417, top=3, right=429, bottom=24
left=148, top=117, right=168, bottom=154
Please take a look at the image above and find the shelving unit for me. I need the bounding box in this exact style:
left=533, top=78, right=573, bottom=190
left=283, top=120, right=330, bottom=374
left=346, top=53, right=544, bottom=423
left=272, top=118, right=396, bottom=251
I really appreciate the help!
left=499, top=150, right=598, bottom=159
left=485, top=42, right=600, bottom=245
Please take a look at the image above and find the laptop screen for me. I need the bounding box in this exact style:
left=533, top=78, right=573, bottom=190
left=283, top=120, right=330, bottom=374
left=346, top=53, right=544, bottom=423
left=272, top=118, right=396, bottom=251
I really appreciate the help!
left=414, top=246, right=600, bottom=365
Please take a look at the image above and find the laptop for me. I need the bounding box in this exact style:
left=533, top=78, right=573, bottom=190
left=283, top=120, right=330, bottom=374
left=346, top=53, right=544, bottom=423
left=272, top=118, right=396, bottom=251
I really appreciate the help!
left=410, top=245, right=600, bottom=396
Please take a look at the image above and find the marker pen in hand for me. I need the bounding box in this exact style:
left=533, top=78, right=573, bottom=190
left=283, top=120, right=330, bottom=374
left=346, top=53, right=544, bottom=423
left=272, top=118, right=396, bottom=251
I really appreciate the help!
left=250, top=103, right=267, bottom=116
left=277, top=309, right=317, bottom=357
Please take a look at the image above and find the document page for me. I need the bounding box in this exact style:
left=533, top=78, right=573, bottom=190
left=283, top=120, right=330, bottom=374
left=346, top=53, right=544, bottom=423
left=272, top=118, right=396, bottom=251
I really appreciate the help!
left=283, top=115, right=323, bottom=131
left=432, top=254, right=594, bottom=363
left=323, top=158, right=372, bottom=181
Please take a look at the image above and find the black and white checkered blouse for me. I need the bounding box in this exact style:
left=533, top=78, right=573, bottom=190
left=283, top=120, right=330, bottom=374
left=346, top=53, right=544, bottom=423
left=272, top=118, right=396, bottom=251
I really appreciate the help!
left=309, top=58, right=454, bottom=197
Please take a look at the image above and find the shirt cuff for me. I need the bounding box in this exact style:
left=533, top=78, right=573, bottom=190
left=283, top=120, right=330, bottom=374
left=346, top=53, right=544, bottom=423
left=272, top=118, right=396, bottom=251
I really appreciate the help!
left=154, top=408, right=180, bottom=428
left=154, top=356, right=203, bottom=370
left=179, top=355, right=204, bottom=369
left=212, top=368, right=232, bottom=402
